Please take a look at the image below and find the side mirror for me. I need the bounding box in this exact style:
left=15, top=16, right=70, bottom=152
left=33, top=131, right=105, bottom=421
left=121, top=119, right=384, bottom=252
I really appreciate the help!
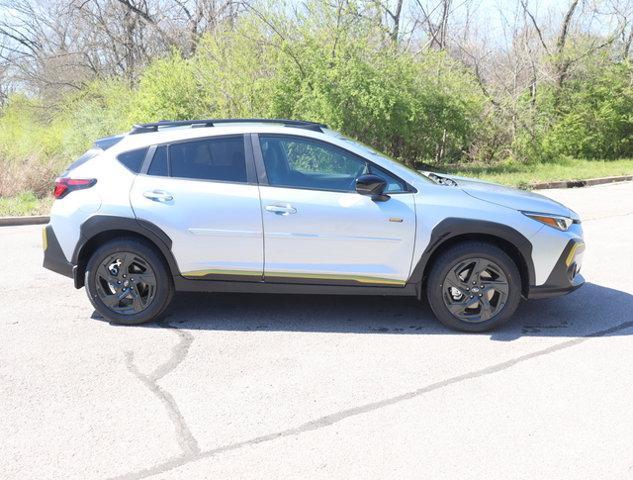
left=355, top=174, right=389, bottom=202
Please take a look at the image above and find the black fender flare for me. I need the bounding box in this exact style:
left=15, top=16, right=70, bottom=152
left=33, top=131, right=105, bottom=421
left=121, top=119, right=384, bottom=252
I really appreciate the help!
left=408, top=218, right=535, bottom=289
left=72, top=215, right=180, bottom=287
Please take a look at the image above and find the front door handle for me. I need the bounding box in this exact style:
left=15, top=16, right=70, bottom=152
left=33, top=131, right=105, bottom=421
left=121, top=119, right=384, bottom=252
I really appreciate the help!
left=143, top=190, right=173, bottom=203
left=265, top=204, right=297, bottom=215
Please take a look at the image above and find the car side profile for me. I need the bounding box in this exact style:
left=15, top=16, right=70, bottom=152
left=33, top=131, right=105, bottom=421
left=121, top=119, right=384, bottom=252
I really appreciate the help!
left=43, top=118, right=585, bottom=332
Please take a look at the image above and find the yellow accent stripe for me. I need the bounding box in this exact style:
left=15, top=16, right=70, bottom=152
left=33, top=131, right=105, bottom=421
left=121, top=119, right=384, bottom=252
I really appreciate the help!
left=183, top=269, right=262, bottom=278
left=42, top=227, right=48, bottom=251
left=262, top=271, right=405, bottom=286
left=182, top=269, right=405, bottom=286
left=565, top=242, right=585, bottom=267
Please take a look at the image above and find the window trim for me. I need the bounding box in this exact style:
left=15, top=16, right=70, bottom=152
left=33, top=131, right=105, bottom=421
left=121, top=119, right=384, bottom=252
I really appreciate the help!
left=140, top=145, right=157, bottom=175
left=251, top=133, right=416, bottom=194
left=138, top=134, right=258, bottom=185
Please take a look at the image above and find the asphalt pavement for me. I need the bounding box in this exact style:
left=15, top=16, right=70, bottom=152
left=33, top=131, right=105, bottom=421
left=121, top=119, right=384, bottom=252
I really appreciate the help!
left=1, top=181, right=633, bottom=479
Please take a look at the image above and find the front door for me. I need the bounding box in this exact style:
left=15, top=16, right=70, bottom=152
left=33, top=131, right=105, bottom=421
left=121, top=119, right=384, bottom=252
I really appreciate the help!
left=130, top=135, right=264, bottom=280
left=255, top=134, right=416, bottom=286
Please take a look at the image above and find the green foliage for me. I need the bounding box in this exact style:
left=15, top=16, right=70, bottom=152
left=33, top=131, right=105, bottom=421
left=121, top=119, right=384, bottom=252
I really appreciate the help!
left=2, top=1, right=633, bottom=205
left=0, top=80, right=134, bottom=197
left=446, top=157, right=633, bottom=187
left=0, top=191, right=54, bottom=216
left=0, top=191, right=39, bottom=216
left=0, top=79, right=132, bottom=164
left=515, top=61, right=633, bottom=161
left=55, top=79, right=134, bottom=158
left=128, top=14, right=485, bottom=165
left=130, top=52, right=204, bottom=122
left=0, top=95, right=48, bottom=162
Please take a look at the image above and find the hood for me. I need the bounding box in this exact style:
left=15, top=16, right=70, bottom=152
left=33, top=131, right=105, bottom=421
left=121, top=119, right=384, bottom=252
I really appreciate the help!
left=422, top=172, right=573, bottom=218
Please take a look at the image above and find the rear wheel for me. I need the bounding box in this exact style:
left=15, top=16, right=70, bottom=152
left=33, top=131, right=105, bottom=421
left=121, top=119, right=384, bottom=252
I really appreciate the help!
left=85, top=238, right=174, bottom=325
left=426, top=242, right=522, bottom=332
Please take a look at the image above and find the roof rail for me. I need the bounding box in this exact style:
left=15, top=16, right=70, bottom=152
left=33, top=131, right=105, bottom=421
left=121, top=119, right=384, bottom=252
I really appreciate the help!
left=129, top=118, right=328, bottom=134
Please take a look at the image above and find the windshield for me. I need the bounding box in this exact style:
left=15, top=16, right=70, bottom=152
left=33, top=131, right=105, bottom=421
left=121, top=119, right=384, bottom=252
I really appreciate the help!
left=332, top=133, right=434, bottom=184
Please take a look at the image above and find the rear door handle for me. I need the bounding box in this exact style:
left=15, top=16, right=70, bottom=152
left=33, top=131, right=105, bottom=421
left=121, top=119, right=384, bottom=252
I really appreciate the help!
left=265, top=204, right=297, bottom=215
left=143, top=190, right=173, bottom=203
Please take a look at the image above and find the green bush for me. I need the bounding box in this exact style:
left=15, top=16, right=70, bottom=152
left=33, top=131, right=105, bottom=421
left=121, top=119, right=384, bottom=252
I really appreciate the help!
left=55, top=79, right=134, bottom=158
left=517, top=61, right=633, bottom=161
left=0, top=95, right=48, bottom=162
left=128, top=18, right=486, bottom=164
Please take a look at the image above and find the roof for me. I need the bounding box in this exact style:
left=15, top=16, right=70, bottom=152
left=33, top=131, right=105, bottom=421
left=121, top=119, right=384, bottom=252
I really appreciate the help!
left=108, top=121, right=334, bottom=153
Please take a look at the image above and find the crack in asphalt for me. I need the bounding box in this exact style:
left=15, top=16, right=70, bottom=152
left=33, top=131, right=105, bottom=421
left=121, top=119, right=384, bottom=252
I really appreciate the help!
left=582, top=211, right=633, bottom=222
left=110, top=317, right=633, bottom=480
left=123, top=324, right=199, bottom=458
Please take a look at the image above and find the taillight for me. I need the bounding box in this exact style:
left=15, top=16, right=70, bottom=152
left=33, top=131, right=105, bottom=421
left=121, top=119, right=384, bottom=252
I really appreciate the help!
left=53, top=178, right=97, bottom=199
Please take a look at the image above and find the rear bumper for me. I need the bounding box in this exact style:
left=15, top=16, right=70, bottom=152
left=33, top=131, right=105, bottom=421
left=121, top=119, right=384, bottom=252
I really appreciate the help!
left=528, top=239, right=585, bottom=299
left=42, top=225, right=75, bottom=279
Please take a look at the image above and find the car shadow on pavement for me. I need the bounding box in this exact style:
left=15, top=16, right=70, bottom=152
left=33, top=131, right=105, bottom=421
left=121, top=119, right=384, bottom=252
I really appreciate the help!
left=114, top=281, right=632, bottom=341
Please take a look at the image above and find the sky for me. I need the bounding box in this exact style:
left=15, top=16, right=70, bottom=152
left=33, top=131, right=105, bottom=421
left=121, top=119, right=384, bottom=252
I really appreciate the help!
left=0, top=0, right=621, bottom=51
left=457, top=0, right=619, bottom=46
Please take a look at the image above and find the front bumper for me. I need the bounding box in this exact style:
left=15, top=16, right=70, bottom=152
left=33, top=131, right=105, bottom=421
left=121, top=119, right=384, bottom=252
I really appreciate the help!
left=42, top=225, right=75, bottom=279
left=528, top=238, right=585, bottom=299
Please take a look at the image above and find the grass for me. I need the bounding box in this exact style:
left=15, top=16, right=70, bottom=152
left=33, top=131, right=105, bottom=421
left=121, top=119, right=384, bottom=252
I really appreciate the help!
left=1, top=158, right=632, bottom=217
left=440, top=158, right=633, bottom=188
left=0, top=192, right=53, bottom=217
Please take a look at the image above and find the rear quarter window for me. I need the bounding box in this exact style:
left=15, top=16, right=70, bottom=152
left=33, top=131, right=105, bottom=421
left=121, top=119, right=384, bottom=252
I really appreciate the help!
left=117, top=148, right=149, bottom=173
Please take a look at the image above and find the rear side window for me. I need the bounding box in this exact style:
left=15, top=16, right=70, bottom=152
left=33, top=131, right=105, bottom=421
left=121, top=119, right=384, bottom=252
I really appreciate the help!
left=117, top=148, right=148, bottom=173
left=169, top=136, right=246, bottom=183
left=148, top=146, right=168, bottom=176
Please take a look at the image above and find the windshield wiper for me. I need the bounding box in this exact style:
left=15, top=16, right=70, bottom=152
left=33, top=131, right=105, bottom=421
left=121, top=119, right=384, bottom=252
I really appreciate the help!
left=427, top=172, right=458, bottom=187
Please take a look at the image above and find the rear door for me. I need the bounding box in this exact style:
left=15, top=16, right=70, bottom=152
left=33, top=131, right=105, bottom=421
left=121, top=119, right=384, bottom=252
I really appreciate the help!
left=130, top=134, right=264, bottom=280
left=254, top=134, right=416, bottom=286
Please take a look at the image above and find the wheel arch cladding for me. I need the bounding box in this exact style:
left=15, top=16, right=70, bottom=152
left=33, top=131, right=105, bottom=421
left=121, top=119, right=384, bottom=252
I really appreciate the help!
left=410, top=218, right=534, bottom=297
left=72, top=216, right=179, bottom=288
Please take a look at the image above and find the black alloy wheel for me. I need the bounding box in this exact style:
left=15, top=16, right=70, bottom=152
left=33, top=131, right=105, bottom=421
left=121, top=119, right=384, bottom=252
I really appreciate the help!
left=85, top=238, right=174, bottom=325
left=95, top=251, right=157, bottom=315
left=426, top=241, right=522, bottom=332
left=441, top=257, right=509, bottom=323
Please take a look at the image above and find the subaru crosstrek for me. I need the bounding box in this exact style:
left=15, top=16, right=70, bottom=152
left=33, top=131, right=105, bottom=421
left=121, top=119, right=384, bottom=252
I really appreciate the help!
left=43, top=119, right=585, bottom=332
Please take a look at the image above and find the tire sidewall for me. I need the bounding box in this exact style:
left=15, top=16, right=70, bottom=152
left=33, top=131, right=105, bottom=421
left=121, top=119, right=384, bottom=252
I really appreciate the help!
left=85, top=239, right=174, bottom=325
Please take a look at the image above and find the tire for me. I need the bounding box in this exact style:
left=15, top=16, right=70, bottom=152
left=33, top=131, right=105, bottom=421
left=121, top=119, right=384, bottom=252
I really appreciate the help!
left=426, top=241, right=522, bottom=332
left=85, top=237, right=174, bottom=325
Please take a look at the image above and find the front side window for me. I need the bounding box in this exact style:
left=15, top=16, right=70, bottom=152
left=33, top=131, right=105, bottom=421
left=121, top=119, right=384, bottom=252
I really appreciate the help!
left=259, top=135, right=407, bottom=193
left=335, top=133, right=433, bottom=185
left=259, top=135, right=365, bottom=192
left=368, top=164, right=408, bottom=193
left=169, top=136, right=247, bottom=183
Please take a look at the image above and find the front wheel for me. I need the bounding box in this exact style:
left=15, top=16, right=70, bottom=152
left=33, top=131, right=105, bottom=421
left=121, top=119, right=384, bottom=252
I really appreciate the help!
left=85, top=238, right=174, bottom=325
left=426, top=242, right=522, bottom=332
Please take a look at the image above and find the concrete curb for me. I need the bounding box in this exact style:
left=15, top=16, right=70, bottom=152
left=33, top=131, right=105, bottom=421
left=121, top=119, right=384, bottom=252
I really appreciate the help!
left=530, top=174, right=633, bottom=190
left=0, top=216, right=49, bottom=227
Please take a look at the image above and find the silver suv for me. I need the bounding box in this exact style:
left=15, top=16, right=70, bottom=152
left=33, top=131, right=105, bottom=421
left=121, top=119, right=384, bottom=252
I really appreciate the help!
left=43, top=118, right=585, bottom=332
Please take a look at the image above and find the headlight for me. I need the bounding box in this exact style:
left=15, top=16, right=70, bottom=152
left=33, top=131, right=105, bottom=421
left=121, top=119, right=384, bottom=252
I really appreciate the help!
left=522, top=212, right=573, bottom=231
